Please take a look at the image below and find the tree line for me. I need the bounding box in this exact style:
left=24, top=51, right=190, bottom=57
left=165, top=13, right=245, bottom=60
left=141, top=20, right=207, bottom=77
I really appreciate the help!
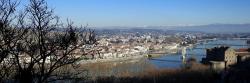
left=0, top=0, right=96, bottom=83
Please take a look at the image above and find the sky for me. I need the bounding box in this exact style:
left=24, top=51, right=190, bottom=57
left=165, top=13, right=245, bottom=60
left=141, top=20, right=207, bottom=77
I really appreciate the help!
left=21, top=0, right=250, bottom=27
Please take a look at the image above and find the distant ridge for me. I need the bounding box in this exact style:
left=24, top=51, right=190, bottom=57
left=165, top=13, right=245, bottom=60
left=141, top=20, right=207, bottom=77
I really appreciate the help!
left=96, top=23, right=250, bottom=33
left=168, top=23, right=250, bottom=33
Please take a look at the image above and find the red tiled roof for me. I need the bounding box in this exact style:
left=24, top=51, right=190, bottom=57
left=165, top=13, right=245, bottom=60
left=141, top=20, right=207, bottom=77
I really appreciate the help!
left=237, top=52, right=250, bottom=56
left=236, top=48, right=249, bottom=52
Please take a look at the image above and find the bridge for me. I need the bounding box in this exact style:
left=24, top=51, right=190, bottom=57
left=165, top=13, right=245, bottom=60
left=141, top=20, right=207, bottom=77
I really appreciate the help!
left=189, top=43, right=249, bottom=50
left=203, top=44, right=249, bottom=46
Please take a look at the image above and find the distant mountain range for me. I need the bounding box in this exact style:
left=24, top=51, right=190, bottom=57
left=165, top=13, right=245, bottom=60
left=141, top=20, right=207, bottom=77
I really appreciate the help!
left=96, top=24, right=250, bottom=33
left=167, top=24, right=250, bottom=33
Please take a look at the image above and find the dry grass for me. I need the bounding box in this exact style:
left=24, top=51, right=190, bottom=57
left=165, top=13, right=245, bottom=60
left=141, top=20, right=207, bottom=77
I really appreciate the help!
left=90, top=63, right=219, bottom=83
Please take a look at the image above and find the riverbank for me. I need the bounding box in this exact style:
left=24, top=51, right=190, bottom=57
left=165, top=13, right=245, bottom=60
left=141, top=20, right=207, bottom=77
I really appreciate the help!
left=147, top=49, right=178, bottom=58
left=148, top=48, right=179, bottom=58
left=78, top=55, right=146, bottom=64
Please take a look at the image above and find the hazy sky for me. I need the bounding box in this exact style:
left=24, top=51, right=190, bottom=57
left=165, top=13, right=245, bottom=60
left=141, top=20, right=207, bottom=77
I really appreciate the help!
left=22, top=0, right=250, bottom=27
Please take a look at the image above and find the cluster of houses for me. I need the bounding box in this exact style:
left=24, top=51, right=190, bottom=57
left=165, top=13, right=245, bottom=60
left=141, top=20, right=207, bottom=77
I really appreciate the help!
left=75, top=42, right=179, bottom=63
left=202, top=46, right=250, bottom=71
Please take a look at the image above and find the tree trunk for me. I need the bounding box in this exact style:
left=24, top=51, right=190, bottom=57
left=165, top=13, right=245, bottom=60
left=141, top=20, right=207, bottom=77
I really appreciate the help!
left=19, top=69, right=33, bottom=83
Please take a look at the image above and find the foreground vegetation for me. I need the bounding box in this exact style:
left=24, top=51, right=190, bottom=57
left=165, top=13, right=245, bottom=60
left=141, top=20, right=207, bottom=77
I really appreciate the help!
left=85, top=58, right=250, bottom=83
left=88, top=62, right=218, bottom=83
left=93, top=69, right=217, bottom=83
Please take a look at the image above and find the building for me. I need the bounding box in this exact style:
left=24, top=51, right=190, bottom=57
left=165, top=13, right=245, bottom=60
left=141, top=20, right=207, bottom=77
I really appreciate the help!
left=202, top=46, right=250, bottom=71
left=236, top=48, right=250, bottom=62
left=209, top=61, right=225, bottom=71
left=202, top=46, right=237, bottom=67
